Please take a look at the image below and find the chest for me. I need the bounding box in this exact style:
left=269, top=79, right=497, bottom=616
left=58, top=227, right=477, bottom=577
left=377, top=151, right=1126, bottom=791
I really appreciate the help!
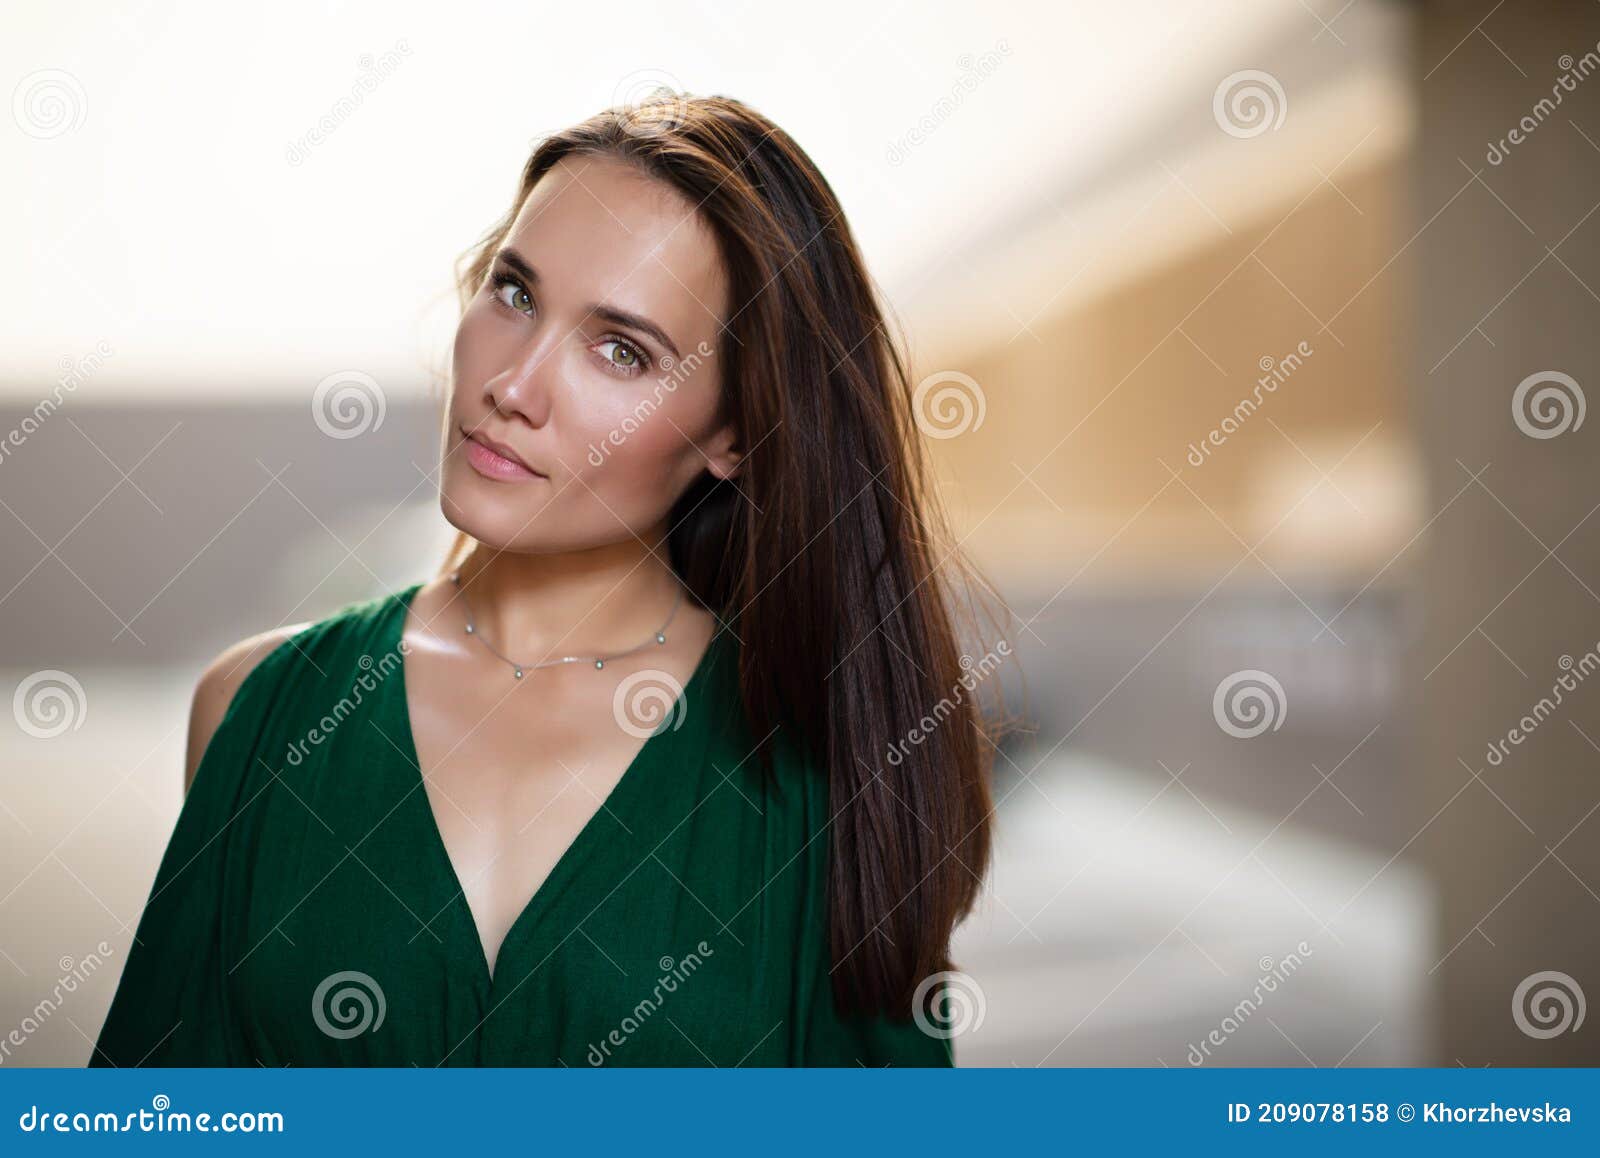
left=225, top=641, right=816, bottom=1064
left=402, top=663, right=663, bottom=975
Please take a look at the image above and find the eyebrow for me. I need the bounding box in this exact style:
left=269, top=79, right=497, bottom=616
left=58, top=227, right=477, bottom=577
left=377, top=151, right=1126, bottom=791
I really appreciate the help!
left=492, top=249, right=684, bottom=363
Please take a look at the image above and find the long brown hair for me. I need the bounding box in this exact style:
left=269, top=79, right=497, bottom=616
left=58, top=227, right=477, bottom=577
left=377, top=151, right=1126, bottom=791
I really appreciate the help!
left=441, top=92, right=1007, bottom=1020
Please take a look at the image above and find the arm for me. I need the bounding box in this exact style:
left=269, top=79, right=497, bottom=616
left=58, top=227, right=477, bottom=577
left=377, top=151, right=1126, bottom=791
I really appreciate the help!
left=90, top=623, right=307, bottom=1066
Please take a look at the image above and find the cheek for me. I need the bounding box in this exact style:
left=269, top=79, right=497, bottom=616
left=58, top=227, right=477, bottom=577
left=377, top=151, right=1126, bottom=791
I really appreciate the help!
left=570, top=377, right=720, bottom=489
left=577, top=410, right=693, bottom=493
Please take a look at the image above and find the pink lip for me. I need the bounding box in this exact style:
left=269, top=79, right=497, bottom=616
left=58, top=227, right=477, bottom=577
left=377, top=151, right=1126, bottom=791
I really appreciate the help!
left=461, top=427, right=545, bottom=481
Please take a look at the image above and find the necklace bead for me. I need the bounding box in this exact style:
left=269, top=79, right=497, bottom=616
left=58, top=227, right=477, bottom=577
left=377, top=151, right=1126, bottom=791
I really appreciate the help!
left=449, top=568, right=684, bottom=678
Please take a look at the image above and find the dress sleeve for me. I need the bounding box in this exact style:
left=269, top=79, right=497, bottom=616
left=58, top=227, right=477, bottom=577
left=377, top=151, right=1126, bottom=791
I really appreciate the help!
left=88, top=652, right=283, bottom=1067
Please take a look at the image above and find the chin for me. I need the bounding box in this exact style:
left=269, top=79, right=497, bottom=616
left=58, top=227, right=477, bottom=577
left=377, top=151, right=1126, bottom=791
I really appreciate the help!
left=438, top=470, right=544, bottom=549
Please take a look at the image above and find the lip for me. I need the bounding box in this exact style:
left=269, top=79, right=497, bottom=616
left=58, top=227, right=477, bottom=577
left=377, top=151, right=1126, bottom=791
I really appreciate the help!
left=460, top=426, right=547, bottom=481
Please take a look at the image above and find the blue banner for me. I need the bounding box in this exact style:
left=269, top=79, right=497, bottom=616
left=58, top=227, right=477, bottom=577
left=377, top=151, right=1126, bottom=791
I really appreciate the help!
left=2, top=1068, right=1596, bottom=1153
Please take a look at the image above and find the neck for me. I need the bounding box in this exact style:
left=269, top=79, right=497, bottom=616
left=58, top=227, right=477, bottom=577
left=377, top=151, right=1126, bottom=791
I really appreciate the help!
left=451, top=531, right=684, bottom=663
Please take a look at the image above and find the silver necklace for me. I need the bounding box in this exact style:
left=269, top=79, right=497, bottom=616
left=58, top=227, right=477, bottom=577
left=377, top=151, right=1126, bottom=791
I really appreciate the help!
left=449, top=570, right=684, bottom=679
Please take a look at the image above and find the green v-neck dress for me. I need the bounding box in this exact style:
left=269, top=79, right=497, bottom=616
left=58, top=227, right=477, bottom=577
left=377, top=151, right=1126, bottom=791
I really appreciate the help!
left=89, top=582, right=953, bottom=1067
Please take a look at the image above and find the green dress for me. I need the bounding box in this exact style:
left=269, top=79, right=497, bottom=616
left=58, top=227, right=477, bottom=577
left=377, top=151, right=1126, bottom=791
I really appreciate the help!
left=90, top=582, right=952, bottom=1067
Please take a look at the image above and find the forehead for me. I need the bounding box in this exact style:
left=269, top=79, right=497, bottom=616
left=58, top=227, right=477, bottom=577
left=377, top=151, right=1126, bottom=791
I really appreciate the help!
left=506, top=152, right=728, bottom=335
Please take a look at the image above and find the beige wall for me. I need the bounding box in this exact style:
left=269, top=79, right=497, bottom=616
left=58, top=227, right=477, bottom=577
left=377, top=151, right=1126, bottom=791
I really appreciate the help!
left=921, top=157, right=1419, bottom=593
left=1414, top=0, right=1600, bottom=1065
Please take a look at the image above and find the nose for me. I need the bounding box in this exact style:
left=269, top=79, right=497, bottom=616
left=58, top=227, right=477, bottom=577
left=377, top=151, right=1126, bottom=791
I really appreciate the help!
left=483, top=334, right=557, bottom=428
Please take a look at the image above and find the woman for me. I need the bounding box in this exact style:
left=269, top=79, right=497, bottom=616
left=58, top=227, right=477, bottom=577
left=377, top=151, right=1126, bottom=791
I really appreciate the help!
left=92, top=92, right=1002, bottom=1067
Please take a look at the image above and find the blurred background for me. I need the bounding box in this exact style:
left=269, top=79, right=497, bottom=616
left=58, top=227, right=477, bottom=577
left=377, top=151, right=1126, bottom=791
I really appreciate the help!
left=3, top=0, right=1598, bottom=1066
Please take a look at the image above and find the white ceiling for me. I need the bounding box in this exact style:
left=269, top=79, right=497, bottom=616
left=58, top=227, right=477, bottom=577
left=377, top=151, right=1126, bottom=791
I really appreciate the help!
left=2, top=0, right=1379, bottom=400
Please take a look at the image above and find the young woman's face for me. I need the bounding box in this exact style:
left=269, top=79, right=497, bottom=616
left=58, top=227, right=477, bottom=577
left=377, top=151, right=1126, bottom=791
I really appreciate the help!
left=440, top=152, right=738, bottom=553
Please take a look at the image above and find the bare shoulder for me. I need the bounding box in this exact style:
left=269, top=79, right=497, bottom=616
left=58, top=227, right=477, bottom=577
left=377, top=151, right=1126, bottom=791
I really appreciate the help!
left=184, top=622, right=311, bottom=794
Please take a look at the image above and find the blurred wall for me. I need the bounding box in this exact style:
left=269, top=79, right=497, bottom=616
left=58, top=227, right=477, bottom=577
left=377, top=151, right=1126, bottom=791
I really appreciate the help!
left=934, top=156, right=1416, bottom=587
left=915, top=149, right=1423, bottom=856
left=1414, top=0, right=1600, bottom=1065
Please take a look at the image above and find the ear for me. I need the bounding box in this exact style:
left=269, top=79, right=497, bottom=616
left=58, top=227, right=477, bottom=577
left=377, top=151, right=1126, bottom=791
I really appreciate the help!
left=701, top=421, right=744, bottom=481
